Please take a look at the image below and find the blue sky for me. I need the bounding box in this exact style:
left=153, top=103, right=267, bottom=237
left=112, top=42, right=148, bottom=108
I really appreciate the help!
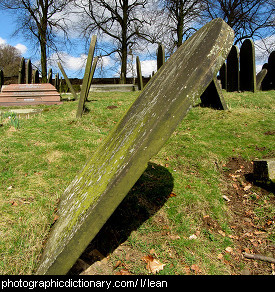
left=0, top=8, right=274, bottom=79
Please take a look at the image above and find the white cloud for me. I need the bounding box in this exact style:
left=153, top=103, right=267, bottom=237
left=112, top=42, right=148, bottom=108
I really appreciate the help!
left=140, top=60, right=157, bottom=77
left=14, top=43, right=27, bottom=55
left=0, top=37, right=7, bottom=45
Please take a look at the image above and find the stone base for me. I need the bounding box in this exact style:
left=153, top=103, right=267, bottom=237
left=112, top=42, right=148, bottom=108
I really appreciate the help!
left=253, top=159, right=275, bottom=183
left=0, top=83, right=62, bottom=106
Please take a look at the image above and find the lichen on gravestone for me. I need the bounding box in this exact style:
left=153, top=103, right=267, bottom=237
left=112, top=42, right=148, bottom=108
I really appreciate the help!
left=36, top=18, right=234, bottom=275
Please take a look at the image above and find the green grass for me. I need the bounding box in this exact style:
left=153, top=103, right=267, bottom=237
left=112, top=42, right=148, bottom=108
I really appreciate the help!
left=0, top=90, right=274, bottom=275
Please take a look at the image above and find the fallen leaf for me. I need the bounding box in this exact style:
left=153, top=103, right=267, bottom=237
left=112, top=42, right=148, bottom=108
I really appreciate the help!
left=190, top=264, right=202, bottom=274
left=11, top=201, right=18, bottom=206
left=53, top=214, right=59, bottom=222
left=217, top=253, right=224, bottom=260
left=222, top=195, right=231, bottom=202
left=218, top=230, right=226, bottom=237
left=225, top=246, right=233, bottom=253
left=189, top=234, right=197, bottom=240
left=244, top=184, right=252, bottom=191
left=115, top=269, right=131, bottom=275
left=142, top=255, right=165, bottom=274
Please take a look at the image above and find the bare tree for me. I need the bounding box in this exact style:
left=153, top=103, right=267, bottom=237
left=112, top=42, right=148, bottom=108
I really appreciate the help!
left=0, top=44, right=22, bottom=77
left=0, top=0, right=73, bottom=82
left=162, top=0, right=205, bottom=50
left=75, top=0, right=149, bottom=81
left=203, top=0, right=275, bottom=45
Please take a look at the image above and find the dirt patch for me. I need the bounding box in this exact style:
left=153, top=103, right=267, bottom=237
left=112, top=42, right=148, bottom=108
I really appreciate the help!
left=222, top=156, right=275, bottom=275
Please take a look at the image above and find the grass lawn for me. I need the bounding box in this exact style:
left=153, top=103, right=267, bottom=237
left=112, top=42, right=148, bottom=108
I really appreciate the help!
left=0, top=89, right=274, bottom=275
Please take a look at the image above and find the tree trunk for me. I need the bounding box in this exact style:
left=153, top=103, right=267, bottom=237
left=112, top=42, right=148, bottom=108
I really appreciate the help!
left=40, top=38, right=47, bottom=83
left=120, top=0, right=128, bottom=84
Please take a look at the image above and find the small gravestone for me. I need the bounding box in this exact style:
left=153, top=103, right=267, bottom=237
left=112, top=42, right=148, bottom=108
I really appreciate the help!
left=256, top=68, right=268, bottom=90
left=226, top=45, right=239, bottom=92
left=55, top=73, right=60, bottom=92
left=26, top=60, right=32, bottom=84
left=18, top=57, right=25, bottom=84
left=200, top=77, right=228, bottom=110
left=219, top=62, right=227, bottom=90
left=0, top=70, right=3, bottom=90
left=36, top=18, right=234, bottom=275
left=33, top=69, right=39, bottom=84
left=136, top=56, right=143, bottom=90
left=48, top=68, right=53, bottom=84
left=240, top=39, right=256, bottom=92
left=253, top=159, right=275, bottom=183
left=262, top=51, right=275, bottom=91
left=157, top=44, right=165, bottom=71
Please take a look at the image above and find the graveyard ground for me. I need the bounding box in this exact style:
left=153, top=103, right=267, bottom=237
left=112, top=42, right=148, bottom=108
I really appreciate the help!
left=0, top=90, right=274, bottom=275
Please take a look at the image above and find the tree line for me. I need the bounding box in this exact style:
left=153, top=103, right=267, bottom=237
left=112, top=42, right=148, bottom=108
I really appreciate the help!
left=0, top=0, right=274, bottom=82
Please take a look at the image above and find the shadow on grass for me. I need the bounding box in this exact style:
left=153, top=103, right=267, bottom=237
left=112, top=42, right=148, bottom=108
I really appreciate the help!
left=68, top=162, right=174, bottom=274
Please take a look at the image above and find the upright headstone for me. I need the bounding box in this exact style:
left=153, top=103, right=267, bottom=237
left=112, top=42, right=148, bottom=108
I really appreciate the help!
left=26, top=59, right=32, bottom=84
left=18, top=57, right=25, bottom=84
left=76, top=35, right=97, bottom=118
left=48, top=68, right=53, bottom=84
left=0, top=70, right=3, bottom=90
left=55, top=73, right=60, bottom=92
left=256, top=68, right=268, bottom=90
left=226, top=45, right=239, bottom=92
left=200, top=77, right=228, bottom=110
left=36, top=18, right=234, bottom=275
left=157, top=44, right=165, bottom=71
left=136, top=56, right=143, bottom=90
left=262, top=51, right=275, bottom=91
left=33, top=69, right=39, bottom=84
left=240, top=39, right=256, bottom=92
left=219, top=62, right=227, bottom=90
left=57, top=62, right=77, bottom=100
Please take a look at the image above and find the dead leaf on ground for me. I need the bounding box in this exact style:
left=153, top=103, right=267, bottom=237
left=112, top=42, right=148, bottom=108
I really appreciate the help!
left=115, top=269, right=132, bottom=275
left=142, top=255, right=165, bottom=274
left=190, top=264, right=202, bottom=274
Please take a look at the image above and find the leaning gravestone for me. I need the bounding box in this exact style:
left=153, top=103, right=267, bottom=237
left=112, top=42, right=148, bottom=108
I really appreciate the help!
left=136, top=56, right=143, bottom=90
left=240, top=39, right=256, bottom=92
left=262, top=51, right=275, bottom=91
left=256, top=68, right=268, bottom=90
left=76, top=35, right=97, bottom=118
left=36, top=18, right=234, bottom=275
left=226, top=45, right=239, bottom=92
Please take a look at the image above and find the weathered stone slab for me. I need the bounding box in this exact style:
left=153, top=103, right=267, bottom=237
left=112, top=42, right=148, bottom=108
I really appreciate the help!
left=240, top=39, right=256, bottom=92
left=35, top=18, right=234, bottom=275
left=0, top=83, right=62, bottom=106
left=227, top=45, right=239, bottom=92
left=256, top=68, right=268, bottom=90
left=253, top=159, right=275, bottom=183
